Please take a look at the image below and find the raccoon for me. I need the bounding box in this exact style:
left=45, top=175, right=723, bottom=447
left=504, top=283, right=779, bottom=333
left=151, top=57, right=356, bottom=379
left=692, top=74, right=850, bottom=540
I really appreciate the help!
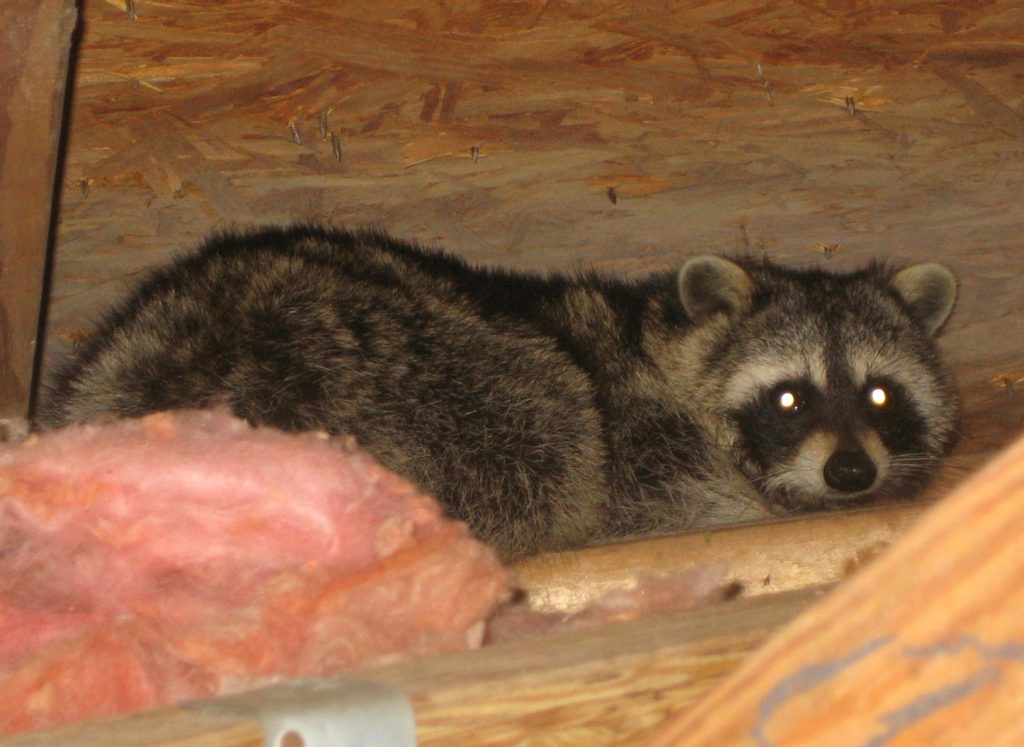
left=41, top=225, right=959, bottom=559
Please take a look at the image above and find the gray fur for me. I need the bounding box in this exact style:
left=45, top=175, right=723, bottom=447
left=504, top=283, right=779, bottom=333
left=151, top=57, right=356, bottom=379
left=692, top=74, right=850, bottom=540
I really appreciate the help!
left=41, top=227, right=959, bottom=559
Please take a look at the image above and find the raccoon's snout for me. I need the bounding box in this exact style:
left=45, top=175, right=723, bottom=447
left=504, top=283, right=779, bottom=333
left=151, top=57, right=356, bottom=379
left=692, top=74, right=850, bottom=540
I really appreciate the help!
left=823, top=449, right=877, bottom=493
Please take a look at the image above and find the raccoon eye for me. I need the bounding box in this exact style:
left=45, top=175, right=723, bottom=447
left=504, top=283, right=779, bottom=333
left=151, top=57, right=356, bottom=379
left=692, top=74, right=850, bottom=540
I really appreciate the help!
left=765, top=381, right=814, bottom=417
left=867, top=386, right=890, bottom=409
left=776, top=389, right=801, bottom=413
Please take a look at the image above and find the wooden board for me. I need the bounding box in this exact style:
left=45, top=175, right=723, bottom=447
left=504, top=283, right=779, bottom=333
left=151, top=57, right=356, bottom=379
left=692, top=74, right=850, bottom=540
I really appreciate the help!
left=1, top=588, right=821, bottom=747
left=513, top=503, right=926, bottom=614
left=37, top=0, right=1024, bottom=452
left=649, top=430, right=1024, bottom=746
left=0, top=0, right=77, bottom=419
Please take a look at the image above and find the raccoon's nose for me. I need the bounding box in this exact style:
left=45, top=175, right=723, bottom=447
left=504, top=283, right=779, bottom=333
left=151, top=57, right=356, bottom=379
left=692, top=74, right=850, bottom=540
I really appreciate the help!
left=823, top=449, right=877, bottom=492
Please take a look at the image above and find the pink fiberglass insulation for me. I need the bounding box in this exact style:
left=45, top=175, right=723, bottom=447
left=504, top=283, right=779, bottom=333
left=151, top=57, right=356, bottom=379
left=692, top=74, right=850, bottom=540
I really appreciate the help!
left=0, top=410, right=508, bottom=735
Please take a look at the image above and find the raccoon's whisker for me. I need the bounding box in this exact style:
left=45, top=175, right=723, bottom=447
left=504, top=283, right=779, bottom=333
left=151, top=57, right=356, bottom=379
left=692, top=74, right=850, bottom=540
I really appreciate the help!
left=752, top=463, right=817, bottom=486
left=887, top=454, right=937, bottom=466
left=889, top=461, right=933, bottom=471
left=888, top=464, right=933, bottom=474
left=887, top=456, right=938, bottom=470
left=751, top=462, right=814, bottom=481
left=888, top=459, right=933, bottom=471
left=750, top=469, right=793, bottom=486
left=888, top=452, right=935, bottom=461
left=890, top=470, right=931, bottom=477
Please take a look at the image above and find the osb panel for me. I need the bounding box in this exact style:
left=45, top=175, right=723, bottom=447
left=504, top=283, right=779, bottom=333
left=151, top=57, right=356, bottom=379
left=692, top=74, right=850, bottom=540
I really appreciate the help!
left=43, top=0, right=1024, bottom=452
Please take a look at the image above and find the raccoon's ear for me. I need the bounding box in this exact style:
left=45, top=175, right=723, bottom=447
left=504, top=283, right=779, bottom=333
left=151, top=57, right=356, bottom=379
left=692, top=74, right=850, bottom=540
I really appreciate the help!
left=678, top=256, right=753, bottom=320
left=890, top=263, right=957, bottom=335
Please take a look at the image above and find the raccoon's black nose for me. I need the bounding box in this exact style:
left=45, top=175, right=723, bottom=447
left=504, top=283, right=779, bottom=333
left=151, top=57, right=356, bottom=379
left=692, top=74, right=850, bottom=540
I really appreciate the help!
left=823, top=450, right=877, bottom=492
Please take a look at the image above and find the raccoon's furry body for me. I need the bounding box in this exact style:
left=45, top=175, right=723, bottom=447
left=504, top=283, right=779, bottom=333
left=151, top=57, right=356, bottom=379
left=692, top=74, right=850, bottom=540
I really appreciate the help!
left=42, top=226, right=959, bottom=559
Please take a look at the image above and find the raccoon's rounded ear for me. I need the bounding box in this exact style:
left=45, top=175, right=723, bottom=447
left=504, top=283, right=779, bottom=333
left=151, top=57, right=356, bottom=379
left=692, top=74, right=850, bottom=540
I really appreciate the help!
left=678, top=256, right=753, bottom=320
left=890, top=263, right=957, bottom=335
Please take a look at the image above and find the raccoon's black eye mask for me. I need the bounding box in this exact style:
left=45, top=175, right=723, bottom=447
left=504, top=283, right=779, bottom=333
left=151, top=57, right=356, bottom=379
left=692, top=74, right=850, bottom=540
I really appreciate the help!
left=860, top=377, right=927, bottom=454
left=763, top=377, right=907, bottom=430
left=728, top=379, right=821, bottom=467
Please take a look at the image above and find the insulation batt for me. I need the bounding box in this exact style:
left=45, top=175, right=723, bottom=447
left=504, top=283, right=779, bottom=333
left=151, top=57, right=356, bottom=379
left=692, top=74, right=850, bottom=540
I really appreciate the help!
left=0, top=410, right=508, bottom=735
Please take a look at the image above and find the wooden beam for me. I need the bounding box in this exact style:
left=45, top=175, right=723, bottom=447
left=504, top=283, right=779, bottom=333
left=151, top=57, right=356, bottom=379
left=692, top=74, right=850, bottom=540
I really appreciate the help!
left=2, top=588, right=820, bottom=747
left=0, top=0, right=78, bottom=419
left=649, top=432, right=1024, bottom=746
left=512, top=503, right=928, bottom=614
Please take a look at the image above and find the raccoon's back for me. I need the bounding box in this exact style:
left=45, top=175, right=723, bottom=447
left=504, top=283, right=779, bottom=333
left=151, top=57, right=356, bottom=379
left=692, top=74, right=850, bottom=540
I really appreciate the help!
left=41, top=226, right=585, bottom=433
left=43, top=227, right=616, bottom=557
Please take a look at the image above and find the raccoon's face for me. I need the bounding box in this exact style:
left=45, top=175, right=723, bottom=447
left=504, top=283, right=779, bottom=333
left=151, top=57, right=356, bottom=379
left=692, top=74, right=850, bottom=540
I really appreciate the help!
left=678, top=256, right=959, bottom=513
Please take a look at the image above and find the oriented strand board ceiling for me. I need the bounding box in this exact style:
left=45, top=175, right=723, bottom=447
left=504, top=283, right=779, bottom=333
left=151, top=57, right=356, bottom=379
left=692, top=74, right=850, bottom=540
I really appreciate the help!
left=44, top=0, right=1024, bottom=453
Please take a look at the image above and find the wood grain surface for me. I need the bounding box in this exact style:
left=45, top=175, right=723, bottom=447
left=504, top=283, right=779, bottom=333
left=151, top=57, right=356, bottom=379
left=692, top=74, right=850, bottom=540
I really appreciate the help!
left=0, top=0, right=77, bottom=419
left=512, top=503, right=926, bottom=614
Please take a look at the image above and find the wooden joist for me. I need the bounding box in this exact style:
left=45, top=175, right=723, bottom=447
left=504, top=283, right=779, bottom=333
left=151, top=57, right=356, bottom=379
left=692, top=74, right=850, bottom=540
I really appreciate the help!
left=513, top=503, right=928, bottom=614
left=0, top=0, right=77, bottom=420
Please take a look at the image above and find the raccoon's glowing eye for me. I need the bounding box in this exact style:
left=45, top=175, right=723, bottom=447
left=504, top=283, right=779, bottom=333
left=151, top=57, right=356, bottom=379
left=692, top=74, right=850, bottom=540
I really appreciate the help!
left=769, top=382, right=812, bottom=415
left=868, top=386, right=889, bottom=408
left=777, top=390, right=800, bottom=412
